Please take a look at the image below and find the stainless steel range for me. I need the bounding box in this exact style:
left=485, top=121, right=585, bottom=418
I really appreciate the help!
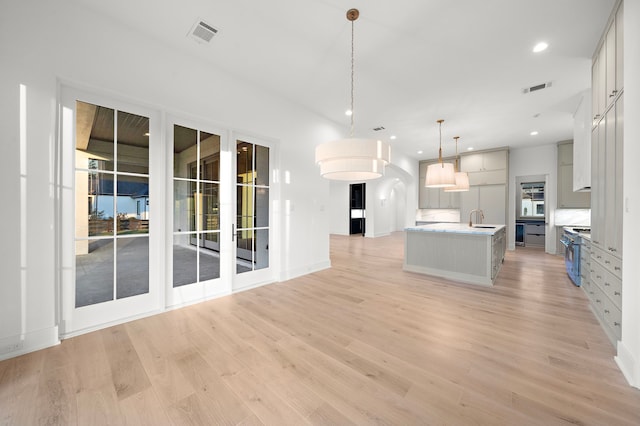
left=560, top=227, right=590, bottom=286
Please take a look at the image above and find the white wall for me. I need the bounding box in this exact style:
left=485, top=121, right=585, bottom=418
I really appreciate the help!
left=327, top=156, right=418, bottom=238
left=0, top=0, right=345, bottom=358
left=508, top=144, right=558, bottom=253
left=617, top=0, right=640, bottom=389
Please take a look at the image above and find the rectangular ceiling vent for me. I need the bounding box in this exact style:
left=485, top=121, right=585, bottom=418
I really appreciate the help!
left=522, top=81, right=552, bottom=94
left=189, top=20, right=218, bottom=44
left=373, top=126, right=386, bottom=131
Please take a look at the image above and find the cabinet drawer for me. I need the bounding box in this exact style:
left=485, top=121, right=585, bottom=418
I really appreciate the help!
left=591, top=285, right=606, bottom=320
left=590, top=260, right=605, bottom=288
left=602, top=270, right=622, bottom=309
left=605, top=254, right=622, bottom=280
left=525, top=233, right=545, bottom=247
left=525, top=224, right=545, bottom=233
left=602, top=298, right=622, bottom=340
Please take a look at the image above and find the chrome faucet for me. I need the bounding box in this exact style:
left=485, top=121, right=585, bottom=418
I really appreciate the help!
left=469, top=209, right=484, bottom=227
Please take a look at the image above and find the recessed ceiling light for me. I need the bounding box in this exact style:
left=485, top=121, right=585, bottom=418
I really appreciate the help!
left=530, top=131, right=539, bottom=136
left=467, top=147, right=474, bottom=151
left=345, top=109, right=353, bottom=116
left=533, top=42, right=548, bottom=53
left=417, top=150, right=423, bottom=154
left=390, top=135, right=397, bottom=140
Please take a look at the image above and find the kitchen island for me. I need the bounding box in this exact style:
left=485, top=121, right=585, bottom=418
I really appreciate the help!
left=404, top=223, right=506, bottom=286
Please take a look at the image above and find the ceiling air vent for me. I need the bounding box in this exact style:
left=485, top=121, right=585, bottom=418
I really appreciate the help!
left=522, top=81, right=552, bottom=94
left=373, top=126, right=386, bottom=131
left=188, top=20, right=218, bottom=44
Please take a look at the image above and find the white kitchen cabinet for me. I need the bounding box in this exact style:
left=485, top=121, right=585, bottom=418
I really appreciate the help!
left=605, top=20, right=616, bottom=108
left=590, top=118, right=605, bottom=249
left=557, top=142, right=590, bottom=208
left=614, top=94, right=623, bottom=257
left=588, top=1, right=623, bottom=347
left=616, top=2, right=624, bottom=92
left=460, top=184, right=506, bottom=226
left=524, top=223, right=545, bottom=247
left=591, top=56, right=600, bottom=125
left=460, top=149, right=508, bottom=186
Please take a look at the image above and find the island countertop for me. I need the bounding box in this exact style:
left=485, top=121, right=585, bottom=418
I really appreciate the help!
left=405, top=223, right=506, bottom=236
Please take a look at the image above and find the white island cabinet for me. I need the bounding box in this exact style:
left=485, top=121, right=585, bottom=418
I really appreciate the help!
left=404, top=223, right=506, bottom=286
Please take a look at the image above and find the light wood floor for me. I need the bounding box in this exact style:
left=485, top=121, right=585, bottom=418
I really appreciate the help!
left=2, top=233, right=640, bottom=425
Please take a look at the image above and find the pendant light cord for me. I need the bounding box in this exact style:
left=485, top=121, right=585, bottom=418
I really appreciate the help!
left=437, top=120, right=444, bottom=167
left=350, top=18, right=355, bottom=137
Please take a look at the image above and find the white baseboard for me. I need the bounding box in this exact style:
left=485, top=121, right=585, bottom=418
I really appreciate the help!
left=280, top=260, right=331, bottom=281
left=0, top=326, right=60, bottom=362
left=616, top=340, right=640, bottom=389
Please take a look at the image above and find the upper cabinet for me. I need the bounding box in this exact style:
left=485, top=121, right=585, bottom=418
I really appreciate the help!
left=593, top=1, right=624, bottom=123
left=460, top=149, right=508, bottom=186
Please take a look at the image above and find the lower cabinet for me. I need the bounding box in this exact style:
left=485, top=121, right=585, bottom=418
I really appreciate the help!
left=583, top=239, right=623, bottom=345
left=524, top=223, right=545, bottom=247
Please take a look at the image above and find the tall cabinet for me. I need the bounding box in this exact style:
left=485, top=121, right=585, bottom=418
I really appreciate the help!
left=585, top=0, right=624, bottom=346
left=459, top=149, right=509, bottom=225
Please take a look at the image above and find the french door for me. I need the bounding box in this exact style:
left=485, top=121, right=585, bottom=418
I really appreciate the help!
left=60, top=89, right=276, bottom=335
left=233, top=135, right=274, bottom=291
left=167, top=119, right=230, bottom=306
left=60, top=88, right=163, bottom=336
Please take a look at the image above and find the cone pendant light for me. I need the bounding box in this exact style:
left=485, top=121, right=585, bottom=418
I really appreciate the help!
left=425, top=120, right=456, bottom=188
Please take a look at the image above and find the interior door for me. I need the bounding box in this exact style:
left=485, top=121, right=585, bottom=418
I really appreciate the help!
left=168, top=120, right=230, bottom=306
left=233, top=136, right=274, bottom=291
left=60, top=88, right=162, bottom=336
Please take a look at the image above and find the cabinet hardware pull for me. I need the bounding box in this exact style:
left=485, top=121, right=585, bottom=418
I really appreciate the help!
left=597, top=275, right=602, bottom=279
left=232, top=223, right=235, bottom=241
left=615, top=291, right=621, bottom=296
left=615, top=322, right=620, bottom=327
left=596, top=299, right=601, bottom=303
left=605, top=310, right=610, bottom=314
left=611, top=248, right=617, bottom=252
left=604, top=282, right=610, bottom=286
left=605, top=260, right=610, bottom=264
left=614, top=266, right=621, bottom=271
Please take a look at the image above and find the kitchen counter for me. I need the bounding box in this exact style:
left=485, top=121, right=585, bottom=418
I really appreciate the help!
left=405, top=223, right=505, bottom=235
left=404, top=223, right=506, bottom=286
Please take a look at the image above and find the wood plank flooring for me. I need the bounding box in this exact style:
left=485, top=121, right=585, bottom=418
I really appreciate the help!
left=2, top=232, right=640, bottom=425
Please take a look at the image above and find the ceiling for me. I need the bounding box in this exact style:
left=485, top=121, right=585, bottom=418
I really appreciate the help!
left=77, top=0, right=615, bottom=160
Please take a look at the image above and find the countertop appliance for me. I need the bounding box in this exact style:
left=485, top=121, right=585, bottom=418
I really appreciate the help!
left=560, top=227, right=590, bottom=286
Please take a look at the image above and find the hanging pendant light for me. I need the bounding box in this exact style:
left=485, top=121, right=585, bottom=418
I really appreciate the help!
left=315, top=8, right=391, bottom=181
left=425, top=119, right=456, bottom=188
left=444, top=136, right=470, bottom=192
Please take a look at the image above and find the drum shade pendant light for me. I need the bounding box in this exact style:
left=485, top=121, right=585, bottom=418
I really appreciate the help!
left=315, top=8, right=391, bottom=181
left=425, top=120, right=456, bottom=188
left=444, top=136, right=470, bottom=192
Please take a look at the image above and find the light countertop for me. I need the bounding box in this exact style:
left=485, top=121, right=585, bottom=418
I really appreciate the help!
left=405, top=223, right=506, bottom=236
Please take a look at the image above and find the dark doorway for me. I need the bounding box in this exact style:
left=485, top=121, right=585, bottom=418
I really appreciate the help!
left=349, top=183, right=366, bottom=235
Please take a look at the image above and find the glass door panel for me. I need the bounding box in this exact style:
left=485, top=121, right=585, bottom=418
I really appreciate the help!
left=62, top=89, right=160, bottom=336
left=234, top=138, right=271, bottom=285
left=170, top=123, right=225, bottom=306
